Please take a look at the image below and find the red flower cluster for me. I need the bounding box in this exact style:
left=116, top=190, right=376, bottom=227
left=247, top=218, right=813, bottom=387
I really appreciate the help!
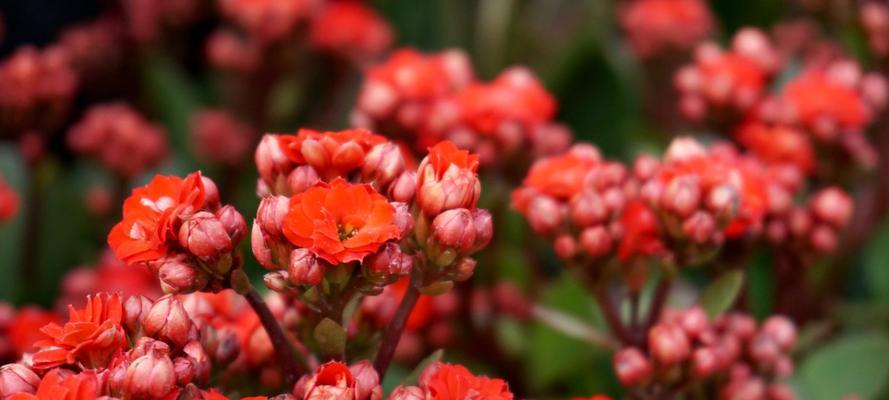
left=58, top=17, right=124, bottom=81
left=389, top=362, right=513, bottom=400
left=0, top=305, right=59, bottom=364
left=765, top=186, right=854, bottom=254
left=860, top=2, right=889, bottom=58
left=294, top=360, right=381, bottom=400
left=0, top=45, right=77, bottom=132
left=219, top=0, right=316, bottom=44
left=352, top=48, right=570, bottom=165
left=108, top=173, right=248, bottom=294
left=58, top=250, right=161, bottom=311
left=253, top=131, right=491, bottom=296
left=0, top=176, right=19, bottom=224
left=614, top=307, right=796, bottom=400
left=618, top=0, right=714, bottom=57
left=309, top=2, right=394, bottom=62
left=190, top=108, right=255, bottom=167
left=67, top=103, right=168, bottom=179
left=121, top=0, right=200, bottom=42
left=675, top=28, right=780, bottom=122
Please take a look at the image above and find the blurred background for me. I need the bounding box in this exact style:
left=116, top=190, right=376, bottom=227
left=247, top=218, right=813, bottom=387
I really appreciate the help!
left=1, top=0, right=888, bottom=398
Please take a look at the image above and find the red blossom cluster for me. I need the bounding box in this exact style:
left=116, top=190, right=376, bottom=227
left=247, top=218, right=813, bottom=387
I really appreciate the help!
left=614, top=307, right=797, bottom=400
left=765, top=186, right=854, bottom=254
left=618, top=0, right=715, bottom=57
left=108, top=173, right=248, bottom=294
left=388, top=362, right=513, bottom=400
left=0, top=45, right=77, bottom=133
left=860, top=2, right=889, bottom=58
left=121, top=0, right=201, bottom=42
left=253, top=130, right=491, bottom=295
left=190, top=109, right=255, bottom=167
left=57, top=17, right=124, bottom=81
left=0, top=305, right=59, bottom=365
left=67, top=103, right=169, bottom=179
left=352, top=49, right=571, bottom=166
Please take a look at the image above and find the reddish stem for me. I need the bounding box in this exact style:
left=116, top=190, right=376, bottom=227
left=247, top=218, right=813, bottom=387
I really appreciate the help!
left=373, top=273, right=421, bottom=378
left=591, top=283, right=634, bottom=345
left=243, top=287, right=306, bottom=387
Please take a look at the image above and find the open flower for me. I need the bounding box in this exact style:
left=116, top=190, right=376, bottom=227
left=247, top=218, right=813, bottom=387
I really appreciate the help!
left=32, top=293, right=126, bottom=370
left=282, top=179, right=401, bottom=264
left=512, top=151, right=597, bottom=211
left=415, top=362, right=513, bottom=400
left=8, top=369, right=101, bottom=400
left=108, top=173, right=206, bottom=263
left=416, top=141, right=481, bottom=216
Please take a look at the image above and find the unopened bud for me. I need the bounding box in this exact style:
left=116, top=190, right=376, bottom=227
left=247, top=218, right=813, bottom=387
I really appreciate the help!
left=179, top=212, right=233, bottom=259
left=0, top=364, right=39, bottom=396
left=158, top=258, right=207, bottom=294
left=363, top=143, right=406, bottom=186
left=264, top=271, right=291, bottom=292
left=392, top=202, right=413, bottom=238
left=749, top=334, right=781, bottom=369
left=762, top=315, right=796, bottom=351
left=431, top=208, right=477, bottom=253
left=418, top=168, right=480, bottom=216
left=123, top=295, right=154, bottom=336
left=289, top=249, right=324, bottom=286
left=527, top=196, right=562, bottom=234
left=810, top=224, right=838, bottom=252
left=691, top=347, right=720, bottom=378
left=349, top=361, right=382, bottom=400
left=613, top=347, right=653, bottom=387
left=256, top=135, right=292, bottom=189
left=580, top=226, right=611, bottom=258
left=554, top=234, right=577, bottom=259
left=648, top=323, right=691, bottom=365
left=665, top=137, right=706, bottom=163
left=173, top=356, right=195, bottom=385
left=810, top=187, right=853, bottom=228
left=662, top=177, right=701, bottom=217
left=287, top=165, right=320, bottom=195
left=471, top=209, right=493, bottom=251
left=722, top=377, right=766, bottom=400
left=331, top=140, right=366, bottom=171
left=571, top=191, right=608, bottom=226
left=766, top=384, right=795, bottom=400
left=452, top=257, right=477, bottom=282
left=143, top=295, right=197, bottom=349
left=124, top=351, right=176, bottom=399
left=683, top=211, right=717, bottom=244
left=707, top=185, right=739, bottom=219
left=364, top=243, right=413, bottom=284
left=389, top=171, right=417, bottom=203
left=677, top=306, right=709, bottom=338
left=183, top=341, right=211, bottom=383
left=388, top=386, right=425, bottom=400
left=257, top=195, right=290, bottom=237
left=216, top=205, right=247, bottom=244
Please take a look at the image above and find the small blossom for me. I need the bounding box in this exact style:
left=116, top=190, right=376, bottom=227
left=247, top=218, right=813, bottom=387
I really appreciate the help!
left=416, top=141, right=481, bottom=216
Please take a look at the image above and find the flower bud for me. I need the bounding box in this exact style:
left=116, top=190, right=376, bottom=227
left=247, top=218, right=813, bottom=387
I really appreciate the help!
left=665, top=137, right=706, bottom=163
left=648, top=323, right=691, bottom=365
left=554, top=234, right=577, bottom=259
left=724, top=313, right=757, bottom=340
left=143, top=295, right=197, bottom=349
left=707, top=184, right=739, bottom=219
left=471, top=209, right=493, bottom=251
left=749, top=334, right=781, bottom=369
left=211, top=327, right=241, bottom=365
left=124, top=350, right=176, bottom=399
left=431, top=208, right=477, bottom=253
left=580, top=226, right=612, bottom=258
left=389, top=171, right=417, bottom=203
left=810, top=187, right=853, bottom=228
left=677, top=306, right=709, bottom=338
left=691, top=347, right=720, bottom=378
left=287, top=165, right=320, bottom=195
left=179, top=211, right=233, bottom=259
left=173, top=356, right=195, bottom=385
left=216, top=205, right=247, bottom=244
left=388, top=386, right=425, bottom=400
left=0, top=364, right=39, bottom=397
left=264, top=271, right=291, bottom=292
left=418, top=168, right=480, bottom=216
left=527, top=196, right=562, bottom=234
left=201, top=176, right=221, bottom=211
left=452, top=257, right=477, bottom=282
left=810, top=224, right=838, bottom=253
left=124, top=295, right=154, bottom=336
left=761, top=315, right=796, bottom=351
left=158, top=258, right=207, bottom=294
left=662, top=177, right=701, bottom=217
left=289, top=248, right=324, bottom=286
left=332, top=140, right=366, bottom=171
left=363, top=143, right=406, bottom=186
left=349, top=361, right=382, bottom=400
left=766, top=384, right=795, bottom=400
left=392, top=202, right=413, bottom=238
left=682, top=211, right=717, bottom=244
left=256, top=135, right=292, bottom=186
left=183, top=340, right=211, bottom=383
left=571, top=191, right=608, bottom=226
left=257, top=195, right=290, bottom=238
left=252, top=220, right=274, bottom=270
left=613, top=347, right=652, bottom=387
left=364, top=243, right=413, bottom=284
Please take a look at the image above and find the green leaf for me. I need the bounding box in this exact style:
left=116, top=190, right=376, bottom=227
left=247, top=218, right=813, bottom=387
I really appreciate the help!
left=698, top=269, right=745, bottom=319
left=795, top=332, right=889, bottom=400
left=400, top=349, right=444, bottom=387
left=313, top=318, right=346, bottom=358
left=863, top=217, right=889, bottom=300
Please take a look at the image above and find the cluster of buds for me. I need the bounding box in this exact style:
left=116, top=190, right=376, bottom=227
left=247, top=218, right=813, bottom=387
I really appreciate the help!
left=120, top=0, right=201, bottom=43
left=0, top=292, right=246, bottom=399
left=67, top=103, right=169, bottom=179
left=860, top=2, right=889, bottom=58
left=0, top=304, right=58, bottom=365
left=765, top=186, right=854, bottom=255
left=614, top=307, right=797, bottom=399
left=353, top=48, right=571, bottom=166
left=0, top=45, right=77, bottom=133
left=108, top=172, right=248, bottom=294
left=617, top=0, right=714, bottom=58
left=190, top=108, right=255, bottom=167
left=675, top=28, right=781, bottom=122
left=512, top=144, right=634, bottom=263
left=358, top=278, right=460, bottom=361
left=293, top=360, right=381, bottom=399
left=57, top=17, right=124, bottom=82
left=388, top=362, right=513, bottom=400
left=253, top=130, right=492, bottom=299
left=0, top=176, right=18, bottom=224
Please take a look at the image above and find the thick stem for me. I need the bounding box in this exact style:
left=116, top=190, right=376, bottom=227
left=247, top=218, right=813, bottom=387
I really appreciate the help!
left=644, top=279, right=673, bottom=334
left=243, top=287, right=306, bottom=387
left=373, top=274, right=421, bottom=378
left=591, top=284, right=634, bottom=345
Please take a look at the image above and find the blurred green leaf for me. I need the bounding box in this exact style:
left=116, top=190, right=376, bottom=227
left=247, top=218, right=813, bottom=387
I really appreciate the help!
left=795, top=332, right=889, bottom=400
left=699, top=269, right=744, bottom=319
left=863, top=218, right=889, bottom=299
left=140, top=53, right=201, bottom=171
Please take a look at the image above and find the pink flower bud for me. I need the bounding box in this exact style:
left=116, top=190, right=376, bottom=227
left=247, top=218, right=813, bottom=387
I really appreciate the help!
left=201, top=176, right=221, bottom=211
left=431, top=208, right=477, bottom=253
left=554, top=234, right=577, bottom=259
left=264, top=271, right=291, bottom=292
left=158, top=257, right=207, bottom=294
left=123, top=350, right=176, bottom=399
left=662, top=177, right=701, bottom=217
left=571, top=191, right=608, bottom=226
left=749, top=334, right=781, bottom=369
left=762, top=315, right=796, bottom=351
left=289, top=248, right=324, bottom=286
left=364, top=243, right=413, bottom=283
left=648, top=323, right=691, bottom=365
left=691, top=347, right=720, bottom=378
left=173, top=356, right=195, bottom=385
left=0, top=364, right=39, bottom=397
left=392, top=202, right=413, bottom=238
left=665, top=137, right=706, bottom=163
left=288, top=165, right=320, bottom=195
left=724, top=313, right=757, bottom=340
left=363, top=143, right=406, bottom=186
left=633, top=155, right=660, bottom=180
left=707, top=184, right=739, bottom=219
left=613, top=347, right=652, bottom=387
left=389, top=171, right=417, bottom=203
left=123, top=295, right=154, bottom=336
left=580, top=226, right=612, bottom=258
left=349, top=361, right=382, bottom=400
left=256, top=135, right=292, bottom=186
left=810, top=224, right=838, bottom=252
left=257, top=195, right=290, bottom=238
left=418, top=167, right=480, bottom=216
left=453, top=257, right=477, bottom=282
left=388, top=386, right=425, bottom=400
left=683, top=211, right=717, bottom=244
left=179, top=211, right=233, bottom=259
left=252, top=220, right=274, bottom=270
left=332, top=140, right=366, bottom=171
left=183, top=340, right=211, bottom=383
left=810, top=187, right=853, bottom=228
left=216, top=205, right=247, bottom=244
left=143, top=295, right=197, bottom=349
left=677, top=306, right=709, bottom=338
left=471, top=209, right=493, bottom=251
left=527, top=196, right=562, bottom=234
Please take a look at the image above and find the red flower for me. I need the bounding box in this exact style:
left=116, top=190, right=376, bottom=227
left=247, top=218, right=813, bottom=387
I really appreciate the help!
left=619, top=0, right=713, bottom=56
left=32, top=293, right=126, bottom=370
left=617, top=200, right=664, bottom=262
left=310, top=2, right=393, bottom=60
left=366, top=49, right=453, bottom=101
left=782, top=70, right=871, bottom=133
left=8, top=308, right=60, bottom=357
left=282, top=179, right=401, bottom=264
left=8, top=369, right=100, bottom=400
left=108, top=173, right=206, bottom=263
left=416, top=141, right=481, bottom=215
left=419, top=362, right=513, bottom=400
left=278, top=129, right=388, bottom=179
left=735, top=120, right=814, bottom=173
left=454, top=68, right=556, bottom=134
left=513, top=152, right=596, bottom=211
